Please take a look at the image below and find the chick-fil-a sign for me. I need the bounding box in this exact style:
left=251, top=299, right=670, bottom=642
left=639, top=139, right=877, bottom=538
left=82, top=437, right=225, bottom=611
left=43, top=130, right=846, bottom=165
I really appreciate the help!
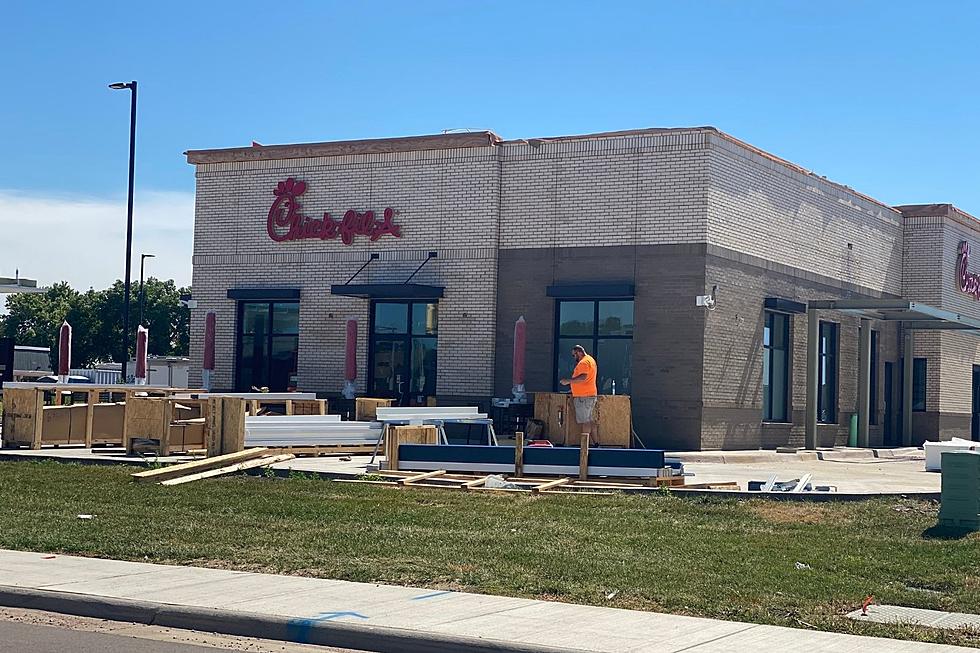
left=267, top=178, right=402, bottom=245
left=957, top=241, right=980, bottom=300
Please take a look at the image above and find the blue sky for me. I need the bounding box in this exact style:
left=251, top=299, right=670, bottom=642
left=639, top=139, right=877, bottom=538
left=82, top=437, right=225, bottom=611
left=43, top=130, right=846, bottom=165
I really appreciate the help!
left=1, top=1, right=978, bottom=289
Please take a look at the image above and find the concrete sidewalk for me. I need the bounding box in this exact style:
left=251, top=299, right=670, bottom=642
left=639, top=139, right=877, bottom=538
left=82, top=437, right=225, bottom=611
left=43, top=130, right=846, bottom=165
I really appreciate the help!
left=0, top=550, right=969, bottom=652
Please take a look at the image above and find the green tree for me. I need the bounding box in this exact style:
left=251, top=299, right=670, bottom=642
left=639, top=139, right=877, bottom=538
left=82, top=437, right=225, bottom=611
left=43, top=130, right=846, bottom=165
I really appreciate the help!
left=0, top=279, right=190, bottom=370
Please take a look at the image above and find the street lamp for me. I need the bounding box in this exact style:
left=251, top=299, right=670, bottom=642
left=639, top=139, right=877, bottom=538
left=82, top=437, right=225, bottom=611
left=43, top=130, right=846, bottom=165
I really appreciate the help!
left=109, top=80, right=137, bottom=381
left=138, top=253, right=155, bottom=327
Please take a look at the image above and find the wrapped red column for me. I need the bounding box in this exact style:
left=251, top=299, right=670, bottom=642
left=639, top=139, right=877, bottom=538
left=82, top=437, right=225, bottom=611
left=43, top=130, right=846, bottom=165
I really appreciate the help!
left=58, top=321, right=72, bottom=381
left=135, top=325, right=148, bottom=384
left=343, top=319, right=357, bottom=399
left=512, top=316, right=526, bottom=401
left=202, top=311, right=216, bottom=391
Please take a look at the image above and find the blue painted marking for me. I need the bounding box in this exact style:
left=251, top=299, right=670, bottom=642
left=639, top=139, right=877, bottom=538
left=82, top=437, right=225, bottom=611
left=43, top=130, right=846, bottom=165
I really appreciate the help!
left=411, top=590, right=453, bottom=601
left=287, top=611, right=368, bottom=642
left=314, top=610, right=369, bottom=621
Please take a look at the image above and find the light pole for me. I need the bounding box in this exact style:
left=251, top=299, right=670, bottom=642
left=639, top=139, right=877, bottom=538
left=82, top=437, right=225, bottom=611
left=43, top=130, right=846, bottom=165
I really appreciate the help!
left=138, top=253, right=155, bottom=327
left=109, top=80, right=137, bottom=381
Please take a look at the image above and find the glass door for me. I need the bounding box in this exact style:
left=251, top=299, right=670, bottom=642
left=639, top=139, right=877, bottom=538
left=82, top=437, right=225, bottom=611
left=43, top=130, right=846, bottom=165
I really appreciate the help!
left=369, top=301, right=438, bottom=404
left=236, top=301, right=299, bottom=391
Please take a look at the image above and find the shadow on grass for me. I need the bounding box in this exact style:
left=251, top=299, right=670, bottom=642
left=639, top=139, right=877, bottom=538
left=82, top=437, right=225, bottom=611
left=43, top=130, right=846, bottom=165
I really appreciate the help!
left=921, top=524, right=977, bottom=540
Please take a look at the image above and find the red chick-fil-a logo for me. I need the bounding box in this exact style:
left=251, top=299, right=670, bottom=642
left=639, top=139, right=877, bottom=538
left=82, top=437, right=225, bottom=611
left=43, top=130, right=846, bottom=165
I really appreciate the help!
left=266, top=178, right=402, bottom=245
left=958, top=241, right=980, bottom=300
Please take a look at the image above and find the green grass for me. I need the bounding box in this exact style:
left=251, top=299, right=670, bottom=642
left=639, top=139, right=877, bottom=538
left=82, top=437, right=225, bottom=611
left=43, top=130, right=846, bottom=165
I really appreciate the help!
left=0, top=460, right=978, bottom=647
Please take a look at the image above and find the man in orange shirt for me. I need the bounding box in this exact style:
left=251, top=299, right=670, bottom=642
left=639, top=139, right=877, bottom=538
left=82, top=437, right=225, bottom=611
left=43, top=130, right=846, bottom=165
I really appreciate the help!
left=560, top=344, right=598, bottom=445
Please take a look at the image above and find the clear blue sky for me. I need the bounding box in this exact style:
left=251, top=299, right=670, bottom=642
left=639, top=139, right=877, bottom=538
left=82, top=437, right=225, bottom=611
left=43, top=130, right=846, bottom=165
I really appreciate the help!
left=1, top=1, right=979, bottom=287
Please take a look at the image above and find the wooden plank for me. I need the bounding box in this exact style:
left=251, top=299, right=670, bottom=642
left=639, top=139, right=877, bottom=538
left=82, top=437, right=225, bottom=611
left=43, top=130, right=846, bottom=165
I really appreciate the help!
left=131, top=447, right=269, bottom=483
left=205, top=397, right=223, bottom=456
left=83, top=390, right=96, bottom=447
left=2, top=387, right=39, bottom=446
left=285, top=399, right=293, bottom=415
left=31, top=388, right=44, bottom=449
left=596, top=395, right=632, bottom=448
left=514, top=430, right=524, bottom=478
left=461, top=476, right=490, bottom=490
left=160, top=453, right=295, bottom=486
left=533, top=477, right=571, bottom=493
left=124, top=398, right=167, bottom=454
left=158, top=399, right=176, bottom=456
left=399, top=469, right=446, bottom=485
left=579, top=433, right=589, bottom=480
left=221, top=397, right=246, bottom=454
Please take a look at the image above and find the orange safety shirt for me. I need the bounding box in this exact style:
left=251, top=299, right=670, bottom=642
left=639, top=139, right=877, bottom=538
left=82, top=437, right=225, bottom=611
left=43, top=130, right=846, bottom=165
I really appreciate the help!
left=571, top=354, right=598, bottom=397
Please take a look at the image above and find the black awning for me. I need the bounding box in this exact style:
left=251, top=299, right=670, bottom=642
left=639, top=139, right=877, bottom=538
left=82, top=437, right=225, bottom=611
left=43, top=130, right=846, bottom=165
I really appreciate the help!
left=228, top=288, right=300, bottom=301
left=330, top=284, right=445, bottom=299
left=764, top=297, right=807, bottom=314
left=546, top=283, right=635, bottom=299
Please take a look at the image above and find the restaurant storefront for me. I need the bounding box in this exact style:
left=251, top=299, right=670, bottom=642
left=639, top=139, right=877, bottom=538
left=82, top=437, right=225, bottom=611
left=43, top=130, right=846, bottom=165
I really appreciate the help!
left=185, top=128, right=980, bottom=450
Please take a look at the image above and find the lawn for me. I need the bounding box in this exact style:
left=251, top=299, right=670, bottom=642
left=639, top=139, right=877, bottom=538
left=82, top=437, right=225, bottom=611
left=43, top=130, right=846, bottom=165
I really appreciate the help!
left=0, top=460, right=977, bottom=647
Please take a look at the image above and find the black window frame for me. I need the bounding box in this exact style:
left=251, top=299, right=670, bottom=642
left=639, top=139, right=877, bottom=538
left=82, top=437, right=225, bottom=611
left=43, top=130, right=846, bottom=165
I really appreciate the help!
left=817, top=321, right=839, bottom=424
left=762, top=310, right=791, bottom=423
left=553, top=299, right=634, bottom=394
left=367, top=299, right=439, bottom=400
left=234, top=300, right=300, bottom=392
left=869, top=330, right=879, bottom=425
left=913, top=357, right=927, bottom=412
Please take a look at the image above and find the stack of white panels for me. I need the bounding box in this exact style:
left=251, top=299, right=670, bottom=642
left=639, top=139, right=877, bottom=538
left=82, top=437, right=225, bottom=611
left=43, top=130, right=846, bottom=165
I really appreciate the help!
left=925, top=438, right=979, bottom=471
left=244, top=415, right=381, bottom=447
left=375, top=407, right=488, bottom=421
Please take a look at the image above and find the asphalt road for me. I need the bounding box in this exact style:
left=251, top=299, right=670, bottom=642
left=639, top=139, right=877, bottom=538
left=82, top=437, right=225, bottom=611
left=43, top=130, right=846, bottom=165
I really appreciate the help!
left=0, top=607, right=363, bottom=653
left=2, top=620, right=238, bottom=652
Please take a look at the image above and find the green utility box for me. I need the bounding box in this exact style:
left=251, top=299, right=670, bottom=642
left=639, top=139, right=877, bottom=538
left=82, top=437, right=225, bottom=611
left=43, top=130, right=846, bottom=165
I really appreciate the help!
left=938, top=450, right=980, bottom=531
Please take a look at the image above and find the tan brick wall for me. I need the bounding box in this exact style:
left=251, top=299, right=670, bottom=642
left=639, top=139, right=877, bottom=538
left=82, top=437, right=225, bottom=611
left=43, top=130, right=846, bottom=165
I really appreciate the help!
left=189, top=146, right=500, bottom=395
left=498, top=131, right=709, bottom=249
left=707, top=133, right=904, bottom=296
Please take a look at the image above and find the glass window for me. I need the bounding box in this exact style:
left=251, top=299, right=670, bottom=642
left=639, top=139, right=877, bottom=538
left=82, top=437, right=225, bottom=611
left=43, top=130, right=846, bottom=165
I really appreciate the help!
left=913, top=358, right=927, bottom=412
left=242, top=303, right=268, bottom=335
left=370, top=301, right=439, bottom=400
left=374, top=303, right=408, bottom=335
left=598, top=301, right=634, bottom=336
left=411, top=337, right=438, bottom=395
left=236, top=301, right=299, bottom=391
left=412, top=303, right=438, bottom=336
left=763, top=311, right=790, bottom=422
left=272, top=302, right=299, bottom=335
left=818, top=321, right=838, bottom=423
left=554, top=300, right=633, bottom=394
left=558, top=302, right=595, bottom=337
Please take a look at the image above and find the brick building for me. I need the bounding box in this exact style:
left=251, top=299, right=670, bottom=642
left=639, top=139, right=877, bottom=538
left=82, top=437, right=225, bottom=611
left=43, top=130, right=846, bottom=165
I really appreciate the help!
left=185, top=127, right=980, bottom=450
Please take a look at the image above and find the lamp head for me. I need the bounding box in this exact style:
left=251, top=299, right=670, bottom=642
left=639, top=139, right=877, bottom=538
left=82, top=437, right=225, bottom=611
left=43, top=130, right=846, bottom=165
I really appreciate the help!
left=108, top=82, right=133, bottom=90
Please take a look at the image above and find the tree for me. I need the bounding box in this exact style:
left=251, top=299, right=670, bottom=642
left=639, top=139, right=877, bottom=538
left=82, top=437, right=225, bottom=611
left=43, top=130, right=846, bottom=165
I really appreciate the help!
left=0, top=279, right=190, bottom=370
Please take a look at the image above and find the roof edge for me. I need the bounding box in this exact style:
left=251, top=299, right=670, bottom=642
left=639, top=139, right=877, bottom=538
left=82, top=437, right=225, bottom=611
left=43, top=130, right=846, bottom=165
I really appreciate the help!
left=186, top=131, right=503, bottom=165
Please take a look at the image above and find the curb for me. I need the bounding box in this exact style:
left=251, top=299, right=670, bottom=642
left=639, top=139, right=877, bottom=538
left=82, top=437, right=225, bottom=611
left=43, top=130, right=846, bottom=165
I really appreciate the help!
left=0, top=584, right=583, bottom=653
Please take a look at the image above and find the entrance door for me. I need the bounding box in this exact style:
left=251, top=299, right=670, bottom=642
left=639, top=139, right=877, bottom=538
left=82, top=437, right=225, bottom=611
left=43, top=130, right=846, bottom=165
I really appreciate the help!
left=369, top=301, right=438, bottom=405
left=972, top=366, right=980, bottom=441
left=883, top=362, right=896, bottom=446
left=236, top=301, right=300, bottom=391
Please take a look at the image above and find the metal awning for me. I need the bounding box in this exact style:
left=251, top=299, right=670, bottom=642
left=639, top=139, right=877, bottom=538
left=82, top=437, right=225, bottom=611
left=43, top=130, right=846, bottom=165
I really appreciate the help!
left=330, top=283, right=444, bottom=299
left=805, top=298, right=980, bottom=453
left=807, top=299, right=980, bottom=331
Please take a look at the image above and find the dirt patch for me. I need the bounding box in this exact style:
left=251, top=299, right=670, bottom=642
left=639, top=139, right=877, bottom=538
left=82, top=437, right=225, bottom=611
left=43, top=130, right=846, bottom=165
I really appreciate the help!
left=747, top=503, right=840, bottom=525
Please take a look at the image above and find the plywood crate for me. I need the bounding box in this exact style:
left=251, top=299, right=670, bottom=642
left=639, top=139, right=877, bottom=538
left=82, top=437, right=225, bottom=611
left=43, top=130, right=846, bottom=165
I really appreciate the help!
left=355, top=397, right=394, bottom=421
left=385, top=424, right=438, bottom=470
left=532, top=393, right=631, bottom=448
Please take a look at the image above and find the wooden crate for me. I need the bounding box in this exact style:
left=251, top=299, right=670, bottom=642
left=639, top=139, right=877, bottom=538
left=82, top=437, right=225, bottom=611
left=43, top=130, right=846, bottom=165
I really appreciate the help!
left=385, top=424, right=439, bottom=470
left=532, top=393, right=631, bottom=447
left=290, top=399, right=328, bottom=415
left=355, top=397, right=394, bottom=421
